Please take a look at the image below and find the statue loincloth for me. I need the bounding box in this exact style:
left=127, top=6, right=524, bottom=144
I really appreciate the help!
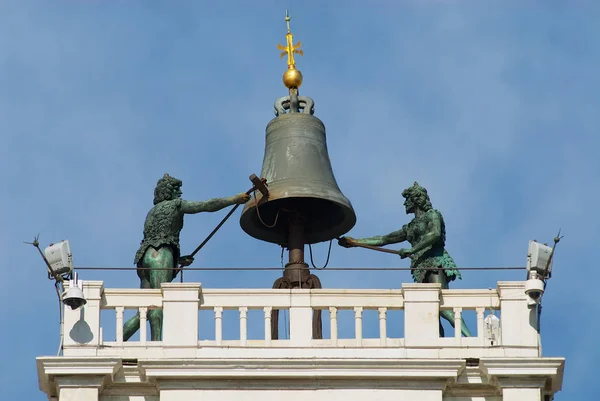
left=410, top=247, right=461, bottom=283
left=134, top=240, right=181, bottom=280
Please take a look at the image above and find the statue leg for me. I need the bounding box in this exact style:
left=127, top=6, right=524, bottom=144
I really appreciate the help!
left=146, top=248, right=175, bottom=341
left=271, top=277, right=290, bottom=340
left=123, top=315, right=140, bottom=341
left=306, top=274, right=323, bottom=340
left=425, top=270, right=472, bottom=337
left=123, top=276, right=151, bottom=341
left=439, top=310, right=472, bottom=337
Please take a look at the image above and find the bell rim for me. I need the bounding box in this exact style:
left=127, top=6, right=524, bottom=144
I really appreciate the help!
left=240, top=195, right=356, bottom=246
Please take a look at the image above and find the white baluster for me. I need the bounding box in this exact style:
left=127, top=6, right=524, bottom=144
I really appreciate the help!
left=264, top=306, right=272, bottom=346
left=453, top=307, right=462, bottom=343
left=378, top=307, right=387, bottom=346
left=139, top=307, right=147, bottom=345
left=115, top=306, right=124, bottom=345
left=214, top=307, right=223, bottom=346
left=329, top=307, right=338, bottom=347
left=354, top=307, right=363, bottom=346
left=239, top=307, right=248, bottom=346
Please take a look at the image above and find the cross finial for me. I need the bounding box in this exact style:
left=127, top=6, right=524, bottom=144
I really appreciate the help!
left=277, top=10, right=304, bottom=90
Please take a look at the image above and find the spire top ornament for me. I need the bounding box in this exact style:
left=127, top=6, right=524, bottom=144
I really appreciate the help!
left=277, top=10, right=304, bottom=91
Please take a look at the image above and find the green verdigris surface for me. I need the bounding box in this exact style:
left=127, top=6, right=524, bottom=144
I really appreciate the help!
left=339, top=182, right=471, bottom=337
left=123, top=174, right=249, bottom=341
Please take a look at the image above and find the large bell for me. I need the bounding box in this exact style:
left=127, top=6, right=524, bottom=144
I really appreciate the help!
left=240, top=95, right=356, bottom=246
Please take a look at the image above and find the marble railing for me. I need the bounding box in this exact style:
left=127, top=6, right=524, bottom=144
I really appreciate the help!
left=61, top=281, right=540, bottom=359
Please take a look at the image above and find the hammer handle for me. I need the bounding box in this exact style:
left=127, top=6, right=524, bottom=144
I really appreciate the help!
left=189, top=176, right=269, bottom=258
left=189, top=203, right=241, bottom=258
left=339, top=238, right=415, bottom=259
left=353, top=242, right=400, bottom=255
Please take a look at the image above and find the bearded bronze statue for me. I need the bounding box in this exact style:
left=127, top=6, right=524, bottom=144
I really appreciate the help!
left=123, top=173, right=249, bottom=341
left=339, top=182, right=471, bottom=337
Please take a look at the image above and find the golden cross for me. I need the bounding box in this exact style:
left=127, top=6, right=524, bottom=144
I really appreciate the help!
left=277, top=10, right=303, bottom=67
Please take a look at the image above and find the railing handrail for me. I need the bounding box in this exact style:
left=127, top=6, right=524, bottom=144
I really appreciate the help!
left=100, top=287, right=500, bottom=310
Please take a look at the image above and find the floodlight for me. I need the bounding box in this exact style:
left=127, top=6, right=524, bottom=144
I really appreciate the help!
left=44, top=240, right=73, bottom=278
left=526, top=240, right=553, bottom=278
left=63, top=272, right=86, bottom=310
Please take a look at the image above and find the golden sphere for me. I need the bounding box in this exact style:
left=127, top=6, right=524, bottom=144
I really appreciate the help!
left=283, top=68, right=303, bottom=89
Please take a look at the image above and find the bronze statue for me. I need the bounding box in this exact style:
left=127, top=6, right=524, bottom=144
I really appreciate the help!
left=123, top=173, right=250, bottom=341
left=339, top=182, right=471, bottom=337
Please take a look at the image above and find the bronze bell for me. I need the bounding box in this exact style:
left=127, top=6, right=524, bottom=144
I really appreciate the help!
left=240, top=94, right=356, bottom=246
left=240, top=11, right=354, bottom=341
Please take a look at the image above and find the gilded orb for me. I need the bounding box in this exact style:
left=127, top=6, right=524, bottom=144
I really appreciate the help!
left=283, top=68, right=303, bottom=89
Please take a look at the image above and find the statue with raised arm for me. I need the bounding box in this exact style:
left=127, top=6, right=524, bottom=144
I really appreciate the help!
left=123, top=173, right=250, bottom=341
left=338, top=182, right=471, bottom=337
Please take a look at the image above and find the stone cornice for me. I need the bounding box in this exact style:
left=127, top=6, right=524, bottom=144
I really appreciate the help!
left=480, top=357, right=565, bottom=392
left=139, top=358, right=466, bottom=381
left=36, top=357, right=122, bottom=397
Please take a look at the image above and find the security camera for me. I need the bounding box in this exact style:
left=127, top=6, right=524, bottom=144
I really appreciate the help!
left=525, top=274, right=544, bottom=305
left=64, top=297, right=86, bottom=310
left=63, top=272, right=86, bottom=310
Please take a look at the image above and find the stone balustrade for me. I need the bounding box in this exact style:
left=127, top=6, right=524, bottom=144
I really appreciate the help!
left=61, top=280, right=540, bottom=359
left=38, top=280, right=566, bottom=401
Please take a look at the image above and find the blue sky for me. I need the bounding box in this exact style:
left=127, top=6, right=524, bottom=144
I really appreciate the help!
left=1, top=1, right=598, bottom=399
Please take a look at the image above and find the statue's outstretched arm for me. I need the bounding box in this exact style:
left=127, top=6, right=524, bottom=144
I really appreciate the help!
left=354, top=228, right=407, bottom=246
left=181, top=193, right=247, bottom=214
left=409, top=214, right=442, bottom=254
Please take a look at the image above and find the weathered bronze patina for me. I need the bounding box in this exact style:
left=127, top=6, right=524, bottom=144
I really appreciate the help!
left=123, top=173, right=249, bottom=341
left=339, top=182, right=472, bottom=337
left=240, top=12, right=356, bottom=340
